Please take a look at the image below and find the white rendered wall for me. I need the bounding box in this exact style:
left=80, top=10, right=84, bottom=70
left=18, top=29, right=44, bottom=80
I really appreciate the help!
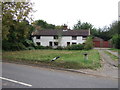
left=32, top=36, right=53, bottom=46
left=77, top=36, right=86, bottom=44
left=32, top=36, right=86, bottom=47
left=60, top=36, right=71, bottom=47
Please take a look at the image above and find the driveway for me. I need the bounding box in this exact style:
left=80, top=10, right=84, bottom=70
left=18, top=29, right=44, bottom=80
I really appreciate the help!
left=106, top=50, right=118, bottom=57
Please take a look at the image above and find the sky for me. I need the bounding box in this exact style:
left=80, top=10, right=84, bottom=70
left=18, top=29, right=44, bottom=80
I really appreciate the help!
left=32, top=0, right=119, bottom=29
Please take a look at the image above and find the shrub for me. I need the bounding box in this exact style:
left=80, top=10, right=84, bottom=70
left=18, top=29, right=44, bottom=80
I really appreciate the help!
left=66, top=44, right=84, bottom=50
left=34, top=46, right=52, bottom=49
left=27, top=47, right=35, bottom=50
left=34, top=46, right=46, bottom=49
left=111, top=34, right=120, bottom=49
left=84, top=37, right=93, bottom=50
left=2, top=41, right=26, bottom=51
left=45, top=46, right=52, bottom=49
left=54, top=46, right=63, bottom=50
left=23, top=39, right=35, bottom=47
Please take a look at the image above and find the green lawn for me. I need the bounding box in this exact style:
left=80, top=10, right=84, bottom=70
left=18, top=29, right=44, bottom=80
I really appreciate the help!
left=3, top=49, right=101, bottom=69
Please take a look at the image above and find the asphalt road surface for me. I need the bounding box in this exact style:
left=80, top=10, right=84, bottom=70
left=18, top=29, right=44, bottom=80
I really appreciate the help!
left=2, top=62, right=118, bottom=88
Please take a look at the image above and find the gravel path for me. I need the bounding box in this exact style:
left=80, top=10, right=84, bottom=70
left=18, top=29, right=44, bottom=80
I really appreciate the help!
left=76, top=49, right=118, bottom=79
left=99, top=50, right=118, bottom=67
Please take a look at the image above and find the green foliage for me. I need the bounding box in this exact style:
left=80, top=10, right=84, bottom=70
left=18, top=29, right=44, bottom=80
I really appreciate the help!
left=2, top=40, right=26, bottom=51
left=26, top=47, right=35, bottom=50
left=73, top=20, right=100, bottom=37
left=33, top=20, right=55, bottom=30
left=55, top=25, right=63, bottom=29
left=95, top=21, right=118, bottom=41
left=24, top=39, right=34, bottom=47
left=33, top=20, right=65, bottom=30
left=73, top=20, right=119, bottom=41
left=73, top=20, right=93, bottom=30
left=2, top=2, right=34, bottom=51
left=54, top=46, right=63, bottom=50
left=34, top=46, right=52, bottom=49
left=111, top=34, right=120, bottom=49
left=65, top=44, right=84, bottom=50
left=84, top=37, right=93, bottom=50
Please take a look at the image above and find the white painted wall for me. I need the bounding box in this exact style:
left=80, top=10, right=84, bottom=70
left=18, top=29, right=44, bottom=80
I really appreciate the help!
left=60, top=36, right=71, bottom=47
left=77, top=36, right=86, bottom=44
left=32, top=36, right=86, bottom=47
left=32, top=36, right=53, bottom=46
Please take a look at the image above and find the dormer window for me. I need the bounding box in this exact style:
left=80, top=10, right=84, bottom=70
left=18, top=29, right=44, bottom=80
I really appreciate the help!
left=36, top=36, right=41, bottom=39
left=54, top=36, right=58, bottom=39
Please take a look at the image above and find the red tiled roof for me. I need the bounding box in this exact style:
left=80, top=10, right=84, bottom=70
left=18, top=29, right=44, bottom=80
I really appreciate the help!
left=32, top=29, right=89, bottom=36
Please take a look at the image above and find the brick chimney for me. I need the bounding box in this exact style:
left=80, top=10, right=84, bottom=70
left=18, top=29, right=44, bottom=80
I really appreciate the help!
left=63, top=24, right=68, bottom=30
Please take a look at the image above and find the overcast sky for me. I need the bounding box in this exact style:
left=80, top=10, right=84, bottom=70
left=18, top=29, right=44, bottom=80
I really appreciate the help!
left=32, top=0, right=119, bottom=29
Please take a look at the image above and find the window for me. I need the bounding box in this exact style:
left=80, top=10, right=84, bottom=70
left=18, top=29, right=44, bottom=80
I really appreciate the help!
left=67, top=42, right=70, bottom=46
left=82, top=36, right=87, bottom=40
left=36, top=42, right=41, bottom=46
left=54, top=36, right=58, bottom=39
left=54, top=42, right=58, bottom=46
left=36, top=36, right=41, bottom=39
left=72, top=36, right=77, bottom=40
left=49, top=42, right=53, bottom=46
left=72, top=42, right=76, bottom=45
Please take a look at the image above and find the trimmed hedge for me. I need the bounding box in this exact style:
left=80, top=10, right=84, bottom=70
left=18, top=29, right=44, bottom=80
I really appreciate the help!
left=34, top=46, right=52, bottom=49
left=65, top=44, right=84, bottom=50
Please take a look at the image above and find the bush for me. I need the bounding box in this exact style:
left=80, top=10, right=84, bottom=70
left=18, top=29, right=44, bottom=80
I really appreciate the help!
left=45, top=46, right=53, bottom=49
left=34, top=46, right=46, bottom=49
left=34, top=46, right=52, bottom=49
left=65, top=44, right=84, bottom=50
left=27, top=47, right=35, bottom=50
left=23, top=39, right=35, bottom=47
left=111, top=34, right=120, bottom=49
left=54, top=46, right=63, bottom=50
left=84, top=37, right=93, bottom=50
left=2, top=41, right=26, bottom=51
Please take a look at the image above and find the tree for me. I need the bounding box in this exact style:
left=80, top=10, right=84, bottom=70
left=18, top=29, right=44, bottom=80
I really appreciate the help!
left=73, top=20, right=93, bottom=30
left=2, top=2, right=34, bottom=50
left=108, top=21, right=118, bottom=38
left=111, top=34, right=120, bottom=49
left=84, top=36, right=93, bottom=50
left=33, top=20, right=55, bottom=30
left=96, top=21, right=118, bottom=41
left=55, top=25, right=63, bottom=29
left=73, top=20, right=82, bottom=30
left=73, top=20, right=99, bottom=37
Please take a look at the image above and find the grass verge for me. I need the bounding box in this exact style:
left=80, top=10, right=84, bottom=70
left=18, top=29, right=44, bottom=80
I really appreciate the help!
left=3, top=49, right=101, bottom=69
left=104, top=51, right=118, bottom=61
left=108, top=48, right=120, bottom=53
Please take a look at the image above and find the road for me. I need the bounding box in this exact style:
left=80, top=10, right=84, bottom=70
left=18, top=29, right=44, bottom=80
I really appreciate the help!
left=2, top=62, right=118, bottom=88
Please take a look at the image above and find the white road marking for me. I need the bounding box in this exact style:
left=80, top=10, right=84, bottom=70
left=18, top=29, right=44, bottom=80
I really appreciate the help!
left=0, top=77, right=32, bottom=87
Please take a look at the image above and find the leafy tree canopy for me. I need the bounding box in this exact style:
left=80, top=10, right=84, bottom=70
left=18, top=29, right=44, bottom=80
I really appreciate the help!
left=32, top=20, right=65, bottom=30
left=2, top=2, right=34, bottom=50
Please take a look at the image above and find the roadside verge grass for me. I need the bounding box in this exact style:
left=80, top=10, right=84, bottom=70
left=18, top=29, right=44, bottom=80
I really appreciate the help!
left=108, top=48, right=120, bottom=53
left=3, top=49, right=101, bottom=69
left=104, top=51, right=118, bottom=61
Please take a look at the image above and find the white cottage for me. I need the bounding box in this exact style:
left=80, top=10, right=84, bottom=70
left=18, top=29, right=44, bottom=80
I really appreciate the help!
left=31, top=26, right=90, bottom=48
